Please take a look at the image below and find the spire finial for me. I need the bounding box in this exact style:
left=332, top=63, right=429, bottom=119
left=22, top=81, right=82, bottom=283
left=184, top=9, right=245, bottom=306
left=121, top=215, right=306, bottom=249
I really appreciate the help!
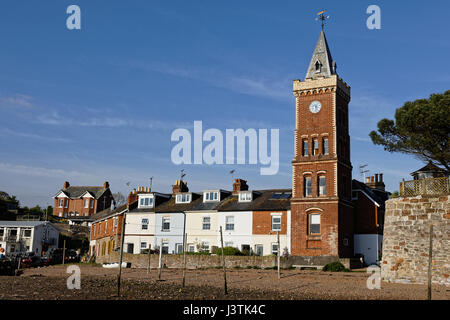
left=315, top=10, right=330, bottom=31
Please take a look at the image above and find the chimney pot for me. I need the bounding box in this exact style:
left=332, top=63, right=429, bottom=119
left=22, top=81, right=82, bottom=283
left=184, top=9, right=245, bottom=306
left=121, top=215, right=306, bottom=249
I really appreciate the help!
left=63, top=181, right=70, bottom=189
left=104, top=181, right=109, bottom=189
left=380, top=173, right=383, bottom=182
left=375, top=174, right=379, bottom=183
left=371, top=176, right=374, bottom=182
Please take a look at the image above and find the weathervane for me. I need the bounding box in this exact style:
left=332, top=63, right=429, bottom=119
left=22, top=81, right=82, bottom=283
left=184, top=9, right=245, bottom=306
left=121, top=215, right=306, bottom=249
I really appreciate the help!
left=315, top=10, right=330, bottom=31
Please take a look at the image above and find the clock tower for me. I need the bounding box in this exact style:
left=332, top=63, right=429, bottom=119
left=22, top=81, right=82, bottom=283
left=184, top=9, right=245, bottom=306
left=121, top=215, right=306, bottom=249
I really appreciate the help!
left=290, top=30, right=354, bottom=259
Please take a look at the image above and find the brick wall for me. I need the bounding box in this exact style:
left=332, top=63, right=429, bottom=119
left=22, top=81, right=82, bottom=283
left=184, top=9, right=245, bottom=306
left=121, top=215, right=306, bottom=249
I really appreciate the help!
left=381, top=195, right=450, bottom=285
left=252, top=211, right=287, bottom=235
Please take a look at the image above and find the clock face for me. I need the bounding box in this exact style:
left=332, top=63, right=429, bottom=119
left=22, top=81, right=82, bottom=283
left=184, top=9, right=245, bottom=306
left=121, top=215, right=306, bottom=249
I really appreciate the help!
left=309, top=101, right=322, bottom=113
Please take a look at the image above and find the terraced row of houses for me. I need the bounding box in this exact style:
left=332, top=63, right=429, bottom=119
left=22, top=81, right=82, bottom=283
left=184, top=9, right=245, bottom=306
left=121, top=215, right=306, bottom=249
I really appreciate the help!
left=89, top=179, right=291, bottom=257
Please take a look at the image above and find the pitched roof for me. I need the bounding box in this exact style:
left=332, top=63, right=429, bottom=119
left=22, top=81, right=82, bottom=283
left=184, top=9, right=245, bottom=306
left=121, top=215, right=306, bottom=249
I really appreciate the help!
left=145, top=189, right=291, bottom=213
left=352, top=180, right=390, bottom=206
left=305, top=31, right=336, bottom=80
left=0, top=220, right=57, bottom=228
left=411, top=161, right=447, bottom=175
left=90, top=202, right=136, bottom=222
left=218, top=189, right=291, bottom=212
left=57, top=186, right=108, bottom=199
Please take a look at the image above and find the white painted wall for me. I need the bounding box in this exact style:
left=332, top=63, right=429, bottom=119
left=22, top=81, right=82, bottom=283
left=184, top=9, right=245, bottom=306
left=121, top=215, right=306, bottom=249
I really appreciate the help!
left=217, top=211, right=252, bottom=252
left=154, top=212, right=185, bottom=254
left=185, top=211, right=219, bottom=252
left=0, top=222, right=59, bottom=256
left=124, top=211, right=156, bottom=254
left=354, top=234, right=383, bottom=266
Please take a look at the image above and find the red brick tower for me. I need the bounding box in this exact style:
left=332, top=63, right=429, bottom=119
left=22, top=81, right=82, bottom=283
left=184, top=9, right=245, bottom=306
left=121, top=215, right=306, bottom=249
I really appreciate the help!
left=290, top=30, right=354, bottom=259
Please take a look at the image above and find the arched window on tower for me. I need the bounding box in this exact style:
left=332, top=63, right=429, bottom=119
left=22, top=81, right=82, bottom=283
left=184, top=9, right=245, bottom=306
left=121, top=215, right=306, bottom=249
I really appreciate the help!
left=315, top=60, right=321, bottom=73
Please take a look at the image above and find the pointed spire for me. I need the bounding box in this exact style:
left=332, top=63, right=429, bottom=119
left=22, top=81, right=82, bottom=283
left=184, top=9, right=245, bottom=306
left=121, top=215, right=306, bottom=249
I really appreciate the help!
left=305, top=31, right=336, bottom=80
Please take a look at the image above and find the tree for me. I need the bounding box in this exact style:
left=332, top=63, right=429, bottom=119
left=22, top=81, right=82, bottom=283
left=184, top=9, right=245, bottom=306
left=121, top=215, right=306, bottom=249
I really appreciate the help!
left=112, top=192, right=126, bottom=207
left=370, top=90, right=450, bottom=173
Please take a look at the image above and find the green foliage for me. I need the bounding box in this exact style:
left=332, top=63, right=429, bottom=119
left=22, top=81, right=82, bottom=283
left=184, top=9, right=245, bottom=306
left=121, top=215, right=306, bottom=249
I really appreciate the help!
left=183, top=251, right=211, bottom=255
left=216, top=246, right=245, bottom=256
left=322, top=261, right=350, bottom=272
left=370, top=90, right=450, bottom=173
left=390, top=191, right=400, bottom=198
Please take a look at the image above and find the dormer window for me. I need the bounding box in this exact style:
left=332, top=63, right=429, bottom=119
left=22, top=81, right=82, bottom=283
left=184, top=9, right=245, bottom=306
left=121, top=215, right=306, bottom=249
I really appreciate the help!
left=238, top=191, right=252, bottom=202
left=204, top=191, right=219, bottom=202
left=315, top=60, right=322, bottom=73
left=138, top=195, right=154, bottom=208
left=176, top=193, right=191, bottom=204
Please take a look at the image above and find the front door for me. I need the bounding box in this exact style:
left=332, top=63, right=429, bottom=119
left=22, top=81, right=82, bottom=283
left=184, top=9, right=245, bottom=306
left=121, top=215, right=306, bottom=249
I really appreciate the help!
left=127, top=243, right=134, bottom=254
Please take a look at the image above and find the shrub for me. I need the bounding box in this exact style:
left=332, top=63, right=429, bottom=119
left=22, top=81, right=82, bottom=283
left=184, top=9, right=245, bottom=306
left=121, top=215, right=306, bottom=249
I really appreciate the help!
left=184, top=251, right=211, bottom=255
left=216, top=246, right=244, bottom=256
left=322, top=261, right=350, bottom=272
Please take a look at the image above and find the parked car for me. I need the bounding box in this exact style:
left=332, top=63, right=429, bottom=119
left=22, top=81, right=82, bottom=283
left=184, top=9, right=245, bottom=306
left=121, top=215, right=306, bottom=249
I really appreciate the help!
left=42, top=248, right=64, bottom=265
left=64, top=250, right=80, bottom=263
left=20, top=252, right=41, bottom=268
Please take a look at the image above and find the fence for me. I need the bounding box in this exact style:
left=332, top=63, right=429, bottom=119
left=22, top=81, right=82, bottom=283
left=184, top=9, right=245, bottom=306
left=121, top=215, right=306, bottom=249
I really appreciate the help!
left=400, top=177, right=449, bottom=197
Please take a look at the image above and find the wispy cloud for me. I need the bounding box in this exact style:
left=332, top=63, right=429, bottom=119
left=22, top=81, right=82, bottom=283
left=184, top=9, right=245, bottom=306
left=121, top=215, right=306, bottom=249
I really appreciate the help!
left=0, top=162, right=94, bottom=179
left=35, top=110, right=190, bottom=130
left=117, top=60, right=291, bottom=102
left=0, top=128, right=70, bottom=143
left=0, top=94, right=33, bottom=108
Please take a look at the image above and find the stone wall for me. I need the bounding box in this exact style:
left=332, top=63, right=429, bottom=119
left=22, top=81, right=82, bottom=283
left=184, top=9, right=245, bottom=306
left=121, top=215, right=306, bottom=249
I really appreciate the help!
left=381, top=195, right=449, bottom=285
left=96, top=252, right=278, bottom=269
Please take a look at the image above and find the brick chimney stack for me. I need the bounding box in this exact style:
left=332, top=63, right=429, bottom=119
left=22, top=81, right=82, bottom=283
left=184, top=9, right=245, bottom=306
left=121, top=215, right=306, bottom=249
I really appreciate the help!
left=63, top=181, right=70, bottom=189
left=104, top=181, right=109, bottom=189
left=128, top=188, right=138, bottom=205
left=172, top=180, right=189, bottom=195
left=233, top=179, right=249, bottom=195
left=365, top=173, right=385, bottom=192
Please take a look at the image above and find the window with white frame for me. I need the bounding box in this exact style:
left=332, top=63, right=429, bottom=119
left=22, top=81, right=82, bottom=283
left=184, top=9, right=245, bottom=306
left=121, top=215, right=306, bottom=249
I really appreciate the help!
left=238, top=191, right=252, bottom=202
left=188, top=245, right=195, bottom=252
left=201, top=241, right=210, bottom=252
left=162, top=217, right=170, bottom=231
left=139, top=196, right=154, bottom=208
left=323, top=137, right=329, bottom=155
left=225, top=242, right=233, bottom=247
left=141, top=218, right=149, bottom=230
left=90, top=199, right=94, bottom=208
left=58, top=199, right=64, bottom=208
left=272, top=215, right=281, bottom=231
left=225, top=216, right=234, bottom=231
left=272, top=243, right=279, bottom=255
left=204, top=191, right=219, bottom=202
left=140, top=242, right=147, bottom=249
left=84, top=199, right=89, bottom=208
left=202, top=216, right=211, bottom=230
left=318, top=176, right=326, bottom=196
left=64, top=199, right=68, bottom=208
left=176, top=193, right=191, bottom=204
left=304, top=176, right=312, bottom=197
left=309, top=214, right=321, bottom=235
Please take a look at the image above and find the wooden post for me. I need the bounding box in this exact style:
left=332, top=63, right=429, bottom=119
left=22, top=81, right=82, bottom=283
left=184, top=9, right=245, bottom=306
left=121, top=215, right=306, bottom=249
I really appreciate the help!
left=182, top=233, right=187, bottom=287
left=277, top=231, right=280, bottom=280
left=428, top=224, right=433, bottom=300
left=158, top=238, right=163, bottom=281
left=147, top=245, right=151, bottom=275
left=62, top=240, right=66, bottom=265
left=117, top=210, right=127, bottom=297
left=220, top=226, right=228, bottom=295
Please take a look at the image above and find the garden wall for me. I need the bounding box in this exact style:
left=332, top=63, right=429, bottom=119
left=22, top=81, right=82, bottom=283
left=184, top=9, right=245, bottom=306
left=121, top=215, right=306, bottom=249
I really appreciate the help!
left=96, top=252, right=278, bottom=269
left=381, top=195, right=449, bottom=285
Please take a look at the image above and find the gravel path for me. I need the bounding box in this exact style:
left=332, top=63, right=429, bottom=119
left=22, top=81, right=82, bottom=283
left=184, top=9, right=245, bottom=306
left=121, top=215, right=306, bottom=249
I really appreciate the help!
left=0, top=265, right=448, bottom=300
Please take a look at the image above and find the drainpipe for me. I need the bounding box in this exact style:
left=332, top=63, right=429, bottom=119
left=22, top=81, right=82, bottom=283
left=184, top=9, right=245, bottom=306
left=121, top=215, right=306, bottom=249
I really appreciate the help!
left=182, top=211, right=186, bottom=254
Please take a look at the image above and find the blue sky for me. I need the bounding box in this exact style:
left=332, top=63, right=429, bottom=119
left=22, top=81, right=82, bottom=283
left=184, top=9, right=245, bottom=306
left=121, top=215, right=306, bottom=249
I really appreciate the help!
left=0, top=1, right=448, bottom=207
